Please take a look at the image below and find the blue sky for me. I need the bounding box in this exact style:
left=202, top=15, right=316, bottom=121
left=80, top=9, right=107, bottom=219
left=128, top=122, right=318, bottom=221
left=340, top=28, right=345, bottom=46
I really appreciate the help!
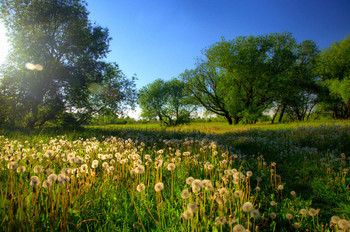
left=87, top=0, right=350, bottom=90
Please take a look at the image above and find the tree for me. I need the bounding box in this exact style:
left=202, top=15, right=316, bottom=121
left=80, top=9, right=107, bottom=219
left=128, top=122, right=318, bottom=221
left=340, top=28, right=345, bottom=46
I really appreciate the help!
left=272, top=40, right=320, bottom=123
left=138, top=78, right=194, bottom=126
left=0, top=0, right=136, bottom=127
left=183, top=32, right=300, bottom=124
left=316, top=35, right=350, bottom=119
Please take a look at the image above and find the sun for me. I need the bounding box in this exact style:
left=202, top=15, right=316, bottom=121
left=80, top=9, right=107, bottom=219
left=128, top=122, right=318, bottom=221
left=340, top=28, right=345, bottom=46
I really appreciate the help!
left=0, top=22, right=10, bottom=65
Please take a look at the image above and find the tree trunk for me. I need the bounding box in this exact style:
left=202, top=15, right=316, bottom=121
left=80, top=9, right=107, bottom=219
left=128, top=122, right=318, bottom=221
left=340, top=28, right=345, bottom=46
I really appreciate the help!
left=278, top=105, right=287, bottom=123
left=271, top=105, right=280, bottom=124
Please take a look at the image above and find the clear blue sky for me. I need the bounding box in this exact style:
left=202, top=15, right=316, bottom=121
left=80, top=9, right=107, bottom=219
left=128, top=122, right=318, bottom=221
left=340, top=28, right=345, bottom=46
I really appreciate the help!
left=87, top=0, right=350, bottom=90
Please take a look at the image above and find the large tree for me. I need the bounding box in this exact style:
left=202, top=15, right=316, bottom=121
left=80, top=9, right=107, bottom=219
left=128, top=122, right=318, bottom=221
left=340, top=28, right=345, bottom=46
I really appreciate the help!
left=183, top=32, right=301, bottom=124
left=138, top=78, right=194, bottom=126
left=316, top=35, right=350, bottom=119
left=272, top=40, right=320, bottom=122
left=0, top=0, right=136, bottom=127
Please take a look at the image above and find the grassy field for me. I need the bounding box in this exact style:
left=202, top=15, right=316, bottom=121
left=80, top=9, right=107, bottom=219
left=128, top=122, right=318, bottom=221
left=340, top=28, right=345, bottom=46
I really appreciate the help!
left=0, top=120, right=349, bottom=231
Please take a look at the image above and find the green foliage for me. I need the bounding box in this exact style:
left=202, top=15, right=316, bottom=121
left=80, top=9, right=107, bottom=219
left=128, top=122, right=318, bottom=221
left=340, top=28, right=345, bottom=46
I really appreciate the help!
left=0, top=0, right=136, bottom=128
left=182, top=32, right=320, bottom=125
left=317, top=34, right=350, bottom=119
left=138, top=78, right=195, bottom=126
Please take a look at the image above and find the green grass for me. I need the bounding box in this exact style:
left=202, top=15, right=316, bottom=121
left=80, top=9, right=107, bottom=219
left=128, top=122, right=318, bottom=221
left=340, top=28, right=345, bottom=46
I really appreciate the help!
left=0, top=120, right=349, bottom=231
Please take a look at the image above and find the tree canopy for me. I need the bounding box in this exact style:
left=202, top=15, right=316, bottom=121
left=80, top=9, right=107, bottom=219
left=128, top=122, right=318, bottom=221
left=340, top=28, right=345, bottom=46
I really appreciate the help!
left=316, top=35, right=350, bottom=119
left=138, top=78, right=194, bottom=126
left=182, top=32, right=317, bottom=124
left=0, top=0, right=137, bottom=127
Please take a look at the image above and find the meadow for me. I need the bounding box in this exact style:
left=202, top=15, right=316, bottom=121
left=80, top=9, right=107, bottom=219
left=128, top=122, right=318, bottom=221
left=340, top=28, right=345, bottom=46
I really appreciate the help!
left=0, top=120, right=349, bottom=231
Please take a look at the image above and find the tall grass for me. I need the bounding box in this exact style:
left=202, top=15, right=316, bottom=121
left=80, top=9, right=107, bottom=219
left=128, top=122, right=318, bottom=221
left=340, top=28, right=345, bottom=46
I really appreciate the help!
left=0, top=120, right=349, bottom=231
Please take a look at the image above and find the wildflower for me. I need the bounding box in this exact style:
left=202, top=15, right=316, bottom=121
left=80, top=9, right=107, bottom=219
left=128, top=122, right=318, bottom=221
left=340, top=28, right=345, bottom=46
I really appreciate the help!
left=44, top=150, right=54, bottom=158
left=42, top=180, right=52, bottom=188
left=233, top=224, right=245, bottom=232
left=270, top=212, right=277, bottom=219
left=330, top=216, right=340, bottom=225
left=154, top=160, right=163, bottom=168
left=250, top=209, right=261, bottom=219
left=167, top=163, right=176, bottom=171
left=270, top=201, right=277, bottom=207
left=61, top=168, right=71, bottom=175
left=136, top=183, right=146, bottom=192
left=286, top=214, right=293, bottom=220
left=191, top=179, right=202, bottom=188
left=219, top=187, right=229, bottom=197
left=202, top=180, right=213, bottom=191
left=47, top=174, right=57, bottom=183
left=290, top=191, right=296, bottom=196
left=154, top=182, right=164, bottom=192
left=33, top=165, right=44, bottom=174
left=30, top=176, right=40, bottom=187
left=228, top=217, right=237, bottom=225
left=45, top=168, right=54, bottom=175
left=181, top=210, right=194, bottom=220
left=135, top=165, right=145, bottom=174
left=293, top=222, right=301, bottom=229
left=16, top=166, right=26, bottom=173
left=192, top=185, right=201, bottom=193
left=80, top=164, right=88, bottom=173
left=246, top=171, right=253, bottom=177
left=338, top=219, right=350, bottom=230
left=277, top=185, right=284, bottom=190
left=7, top=162, right=18, bottom=170
left=181, top=189, right=190, bottom=199
left=242, top=202, right=254, bottom=212
left=187, top=202, right=198, bottom=213
left=300, top=209, right=307, bottom=216
left=92, top=160, right=98, bottom=169
left=233, top=190, right=243, bottom=198
left=308, top=208, right=318, bottom=217
left=206, top=164, right=214, bottom=170
left=102, top=162, right=109, bottom=169
left=215, top=216, right=227, bottom=226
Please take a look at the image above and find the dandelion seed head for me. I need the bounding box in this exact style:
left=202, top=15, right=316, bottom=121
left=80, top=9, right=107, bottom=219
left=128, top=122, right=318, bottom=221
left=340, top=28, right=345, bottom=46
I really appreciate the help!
left=44, top=150, right=54, bottom=158
left=137, top=183, right=146, bottom=192
left=286, top=213, right=293, bottom=220
left=219, top=187, right=229, bottom=197
left=47, top=173, right=57, bottom=183
left=331, top=216, right=340, bottom=224
left=242, top=202, right=254, bottom=212
left=233, top=190, right=243, bottom=198
left=215, top=216, right=227, bottom=226
left=135, top=165, right=145, bottom=174
left=233, top=224, right=245, bottom=232
left=338, top=219, right=350, bottom=230
left=154, top=182, right=164, bottom=192
left=270, top=212, right=277, bottom=219
left=16, top=166, right=26, bottom=173
left=250, top=209, right=260, bottom=219
left=167, top=163, right=176, bottom=171
left=300, top=209, right=307, bottom=216
left=30, top=176, right=40, bottom=187
left=293, top=222, right=301, bottom=229
left=192, top=179, right=202, bottom=188
left=187, top=202, right=198, bottom=213
left=181, top=189, right=190, bottom=199
left=309, top=208, right=318, bottom=217
left=42, top=180, right=52, bottom=188
left=181, top=210, right=193, bottom=220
